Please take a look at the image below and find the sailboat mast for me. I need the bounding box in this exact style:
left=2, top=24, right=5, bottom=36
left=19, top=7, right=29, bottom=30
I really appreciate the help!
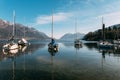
left=75, top=18, right=77, bottom=40
left=75, top=19, right=77, bottom=39
left=24, top=17, right=26, bottom=38
left=13, top=10, right=15, bottom=38
left=102, top=17, right=105, bottom=41
left=51, top=11, right=53, bottom=39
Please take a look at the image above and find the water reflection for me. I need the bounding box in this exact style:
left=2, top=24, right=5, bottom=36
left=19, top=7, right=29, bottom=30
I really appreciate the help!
left=99, top=47, right=120, bottom=57
left=0, top=41, right=120, bottom=80
left=84, top=43, right=98, bottom=50
left=62, top=42, right=73, bottom=47
left=48, top=50, right=58, bottom=80
left=2, top=48, right=17, bottom=80
left=74, top=44, right=82, bottom=50
left=19, top=45, right=27, bottom=52
left=114, top=48, right=120, bottom=54
left=84, top=42, right=120, bottom=58
left=101, top=50, right=105, bottom=71
left=50, top=53, right=54, bottom=80
left=11, top=56, right=16, bottom=80
left=0, top=43, right=46, bottom=61
left=26, top=43, right=46, bottom=54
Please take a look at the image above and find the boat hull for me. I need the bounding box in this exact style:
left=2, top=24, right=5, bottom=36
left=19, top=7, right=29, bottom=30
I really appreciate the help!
left=98, top=42, right=114, bottom=49
left=3, top=43, right=19, bottom=53
left=18, top=38, right=29, bottom=46
left=48, top=43, right=59, bottom=52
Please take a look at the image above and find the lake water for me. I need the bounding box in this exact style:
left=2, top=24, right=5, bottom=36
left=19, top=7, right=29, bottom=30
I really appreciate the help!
left=0, top=40, right=120, bottom=80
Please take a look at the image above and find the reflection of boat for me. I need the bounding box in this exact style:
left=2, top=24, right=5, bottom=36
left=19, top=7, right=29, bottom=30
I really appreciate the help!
left=84, top=43, right=98, bottom=50
left=11, top=56, right=16, bottom=80
left=74, top=19, right=82, bottom=47
left=74, top=43, right=82, bottom=49
left=48, top=45, right=58, bottom=80
left=48, top=11, right=59, bottom=52
left=19, top=45, right=27, bottom=52
left=3, top=49, right=17, bottom=80
left=101, top=50, right=106, bottom=71
left=3, top=11, right=19, bottom=52
left=99, top=49, right=114, bottom=54
left=49, top=50, right=55, bottom=80
left=113, top=45, right=120, bottom=54
left=48, top=48, right=58, bottom=56
left=114, top=39, right=120, bottom=45
left=98, top=17, right=113, bottom=49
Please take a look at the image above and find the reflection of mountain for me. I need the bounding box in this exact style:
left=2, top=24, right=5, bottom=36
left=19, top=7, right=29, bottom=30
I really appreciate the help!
left=84, top=43, right=98, bottom=50
left=25, top=43, right=46, bottom=53
left=62, top=42, right=73, bottom=47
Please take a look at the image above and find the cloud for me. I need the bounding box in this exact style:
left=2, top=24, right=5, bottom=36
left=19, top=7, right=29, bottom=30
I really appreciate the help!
left=97, top=11, right=120, bottom=26
left=36, top=12, right=73, bottom=25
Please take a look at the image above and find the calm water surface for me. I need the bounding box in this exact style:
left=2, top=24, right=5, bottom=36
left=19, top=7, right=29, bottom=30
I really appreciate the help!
left=0, top=41, right=120, bottom=80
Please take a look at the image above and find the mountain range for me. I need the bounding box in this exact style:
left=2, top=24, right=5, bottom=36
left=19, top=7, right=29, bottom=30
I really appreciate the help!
left=0, top=19, right=49, bottom=40
left=59, top=33, right=85, bottom=41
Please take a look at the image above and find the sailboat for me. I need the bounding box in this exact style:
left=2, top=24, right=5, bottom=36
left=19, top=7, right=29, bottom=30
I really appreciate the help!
left=3, top=11, right=19, bottom=53
left=18, top=18, right=29, bottom=46
left=74, top=19, right=82, bottom=48
left=18, top=37, right=28, bottom=46
left=113, top=27, right=120, bottom=49
left=98, top=17, right=113, bottom=49
left=48, top=11, right=59, bottom=52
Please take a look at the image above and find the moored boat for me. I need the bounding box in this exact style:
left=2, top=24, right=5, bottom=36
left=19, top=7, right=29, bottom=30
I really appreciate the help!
left=98, top=17, right=113, bottom=49
left=3, top=11, right=19, bottom=52
left=48, top=11, right=59, bottom=52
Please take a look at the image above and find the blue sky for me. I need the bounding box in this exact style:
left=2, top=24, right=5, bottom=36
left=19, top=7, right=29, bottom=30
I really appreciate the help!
left=0, top=0, right=120, bottom=39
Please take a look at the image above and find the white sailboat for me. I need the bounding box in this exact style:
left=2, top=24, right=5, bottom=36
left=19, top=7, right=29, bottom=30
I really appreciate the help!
left=98, top=17, right=113, bottom=49
left=74, top=19, right=82, bottom=48
left=3, top=11, right=19, bottom=53
left=113, top=28, right=120, bottom=49
left=48, top=11, right=59, bottom=52
left=18, top=38, right=28, bottom=46
left=18, top=18, right=29, bottom=46
left=113, top=27, right=120, bottom=49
